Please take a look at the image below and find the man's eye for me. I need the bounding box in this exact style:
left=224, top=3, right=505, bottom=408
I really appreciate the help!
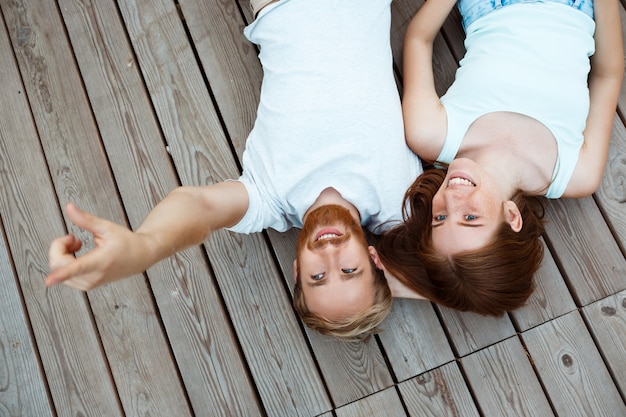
left=465, top=214, right=477, bottom=221
left=434, top=215, right=447, bottom=221
left=342, top=268, right=357, bottom=274
left=311, top=273, right=325, bottom=281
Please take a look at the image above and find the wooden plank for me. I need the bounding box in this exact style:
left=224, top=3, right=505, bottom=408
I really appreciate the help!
left=441, top=5, right=466, bottom=62
left=0, top=14, right=51, bottom=416
left=510, top=238, right=577, bottom=331
left=268, top=229, right=395, bottom=407
left=57, top=0, right=263, bottom=415
left=582, top=290, right=626, bottom=395
left=543, top=197, right=626, bottom=305
left=178, top=0, right=262, bottom=161
left=399, top=362, right=480, bottom=417
left=116, top=1, right=330, bottom=415
left=5, top=0, right=197, bottom=415
left=0, top=226, right=52, bottom=416
left=335, top=387, right=407, bottom=417
left=522, top=311, right=626, bottom=416
left=462, top=337, right=554, bottom=417
left=437, top=307, right=516, bottom=357
left=595, top=115, right=626, bottom=250
left=0, top=3, right=124, bottom=415
left=238, top=0, right=254, bottom=23
left=378, top=299, right=455, bottom=382
left=391, top=0, right=458, bottom=95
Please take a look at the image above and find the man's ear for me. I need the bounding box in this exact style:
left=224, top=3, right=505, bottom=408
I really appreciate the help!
left=293, top=259, right=299, bottom=282
left=504, top=201, right=523, bottom=232
left=368, top=246, right=383, bottom=269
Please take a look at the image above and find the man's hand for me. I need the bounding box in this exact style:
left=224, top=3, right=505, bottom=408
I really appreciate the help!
left=46, top=183, right=250, bottom=291
left=46, top=203, right=153, bottom=291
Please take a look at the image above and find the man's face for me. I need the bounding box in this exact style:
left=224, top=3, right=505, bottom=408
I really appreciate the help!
left=295, top=205, right=377, bottom=321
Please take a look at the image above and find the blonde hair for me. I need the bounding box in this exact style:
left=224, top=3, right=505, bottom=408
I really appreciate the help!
left=292, top=259, right=392, bottom=342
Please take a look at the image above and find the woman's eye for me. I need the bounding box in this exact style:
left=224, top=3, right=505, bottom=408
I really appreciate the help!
left=342, top=268, right=357, bottom=274
left=311, top=273, right=325, bottom=281
left=465, top=214, right=477, bottom=221
left=434, top=215, right=447, bottom=221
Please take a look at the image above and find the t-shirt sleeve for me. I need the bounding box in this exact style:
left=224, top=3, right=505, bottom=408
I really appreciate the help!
left=225, top=174, right=291, bottom=234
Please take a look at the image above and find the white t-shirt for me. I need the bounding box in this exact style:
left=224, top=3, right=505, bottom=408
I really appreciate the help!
left=439, top=2, right=595, bottom=198
left=228, top=0, right=423, bottom=233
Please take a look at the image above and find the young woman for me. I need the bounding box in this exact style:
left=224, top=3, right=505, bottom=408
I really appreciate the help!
left=378, top=0, right=623, bottom=315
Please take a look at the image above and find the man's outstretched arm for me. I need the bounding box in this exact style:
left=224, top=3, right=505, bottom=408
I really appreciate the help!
left=46, top=181, right=249, bottom=291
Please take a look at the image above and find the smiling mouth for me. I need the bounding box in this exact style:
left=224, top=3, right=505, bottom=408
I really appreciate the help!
left=314, top=227, right=343, bottom=242
left=317, top=233, right=340, bottom=241
left=448, top=176, right=476, bottom=187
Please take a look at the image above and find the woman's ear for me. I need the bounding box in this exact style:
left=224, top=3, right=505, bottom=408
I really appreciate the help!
left=504, top=201, right=523, bottom=232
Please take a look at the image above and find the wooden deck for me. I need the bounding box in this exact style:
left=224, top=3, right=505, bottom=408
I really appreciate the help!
left=1, top=0, right=625, bottom=416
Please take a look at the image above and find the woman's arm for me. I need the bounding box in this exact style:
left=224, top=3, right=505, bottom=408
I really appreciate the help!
left=565, top=0, right=624, bottom=197
left=402, top=0, right=457, bottom=161
left=46, top=181, right=249, bottom=290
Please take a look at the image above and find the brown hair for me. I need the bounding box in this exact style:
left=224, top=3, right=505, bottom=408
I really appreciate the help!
left=377, top=168, right=545, bottom=316
left=292, top=258, right=392, bottom=342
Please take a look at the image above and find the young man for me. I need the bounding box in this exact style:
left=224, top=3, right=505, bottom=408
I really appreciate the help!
left=47, top=0, right=423, bottom=340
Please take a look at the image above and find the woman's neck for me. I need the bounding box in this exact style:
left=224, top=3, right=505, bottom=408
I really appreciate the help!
left=459, top=113, right=557, bottom=195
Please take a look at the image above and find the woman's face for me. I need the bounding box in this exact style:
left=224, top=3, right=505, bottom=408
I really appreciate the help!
left=431, top=158, right=520, bottom=255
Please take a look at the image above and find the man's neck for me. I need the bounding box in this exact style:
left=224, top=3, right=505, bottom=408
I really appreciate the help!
left=303, top=187, right=361, bottom=224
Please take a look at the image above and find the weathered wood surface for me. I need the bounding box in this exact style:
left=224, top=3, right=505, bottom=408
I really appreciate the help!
left=399, top=362, right=480, bottom=417
left=522, top=311, right=626, bottom=417
left=462, top=337, right=554, bottom=417
left=582, top=290, right=626, bottom=395
left=0, top=0, right=624, bottom=416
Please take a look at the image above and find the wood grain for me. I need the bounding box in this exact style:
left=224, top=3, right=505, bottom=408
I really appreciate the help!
left=511, top=238, right=577, bottom=331
left=379, top=299, right=455, bottom=382
left=437, top=307, right=516, bottom=357
left=595, top=115, right=626, bottom=251
left=582, top=290, right=626, bottom=395
left=0, top=2, right=124, bottom=414
left=543, top=197, right=626, bottom=305
left=178, top=0, right=262, bottom=161
left=462, top=337, right=554, bottom=417
left=0, top=224, right=52, bottom=416
left=399, top=362, right=480, bottom=417
left=335, top=387, right=407, bottom=417
left=522, top=311, right=626, bottom=416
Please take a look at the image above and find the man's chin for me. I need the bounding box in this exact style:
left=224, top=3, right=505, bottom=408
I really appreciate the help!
left=298, top=205, right=359, bottom=252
